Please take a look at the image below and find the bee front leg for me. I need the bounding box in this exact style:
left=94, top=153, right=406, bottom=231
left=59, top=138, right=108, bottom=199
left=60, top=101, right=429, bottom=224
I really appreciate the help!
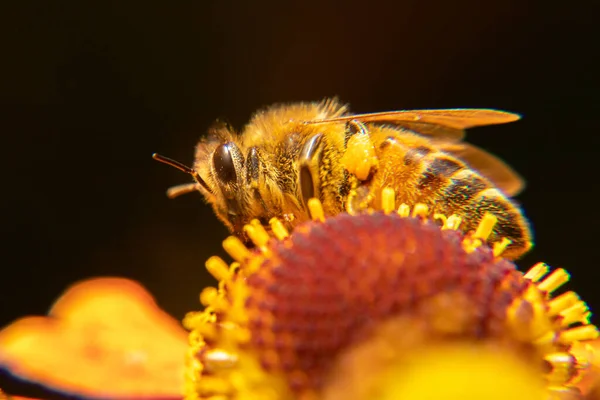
left=341, top=120, right=379, bottom=214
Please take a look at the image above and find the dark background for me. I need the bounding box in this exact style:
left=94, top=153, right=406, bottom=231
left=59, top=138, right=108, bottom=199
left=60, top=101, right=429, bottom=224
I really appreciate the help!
left=1, top=1, right=598, bottom=332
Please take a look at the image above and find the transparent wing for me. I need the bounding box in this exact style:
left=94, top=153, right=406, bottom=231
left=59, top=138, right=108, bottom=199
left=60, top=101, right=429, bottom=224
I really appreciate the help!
left=438, top=142, right=525, bottom=196
left=307, top=109, right=521, bottom=142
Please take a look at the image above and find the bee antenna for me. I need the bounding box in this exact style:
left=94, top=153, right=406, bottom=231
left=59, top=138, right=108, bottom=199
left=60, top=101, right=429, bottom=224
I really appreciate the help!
left=152, top=153, right=212, bottom=194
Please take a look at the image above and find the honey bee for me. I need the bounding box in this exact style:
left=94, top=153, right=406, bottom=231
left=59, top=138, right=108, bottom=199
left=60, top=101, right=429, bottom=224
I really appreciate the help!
left=153, top=98, right=532, bottom=259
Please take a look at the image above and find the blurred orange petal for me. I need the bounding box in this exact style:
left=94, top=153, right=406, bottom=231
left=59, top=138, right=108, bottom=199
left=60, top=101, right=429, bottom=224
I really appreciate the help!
left=0, top=278, right=187, bottom=399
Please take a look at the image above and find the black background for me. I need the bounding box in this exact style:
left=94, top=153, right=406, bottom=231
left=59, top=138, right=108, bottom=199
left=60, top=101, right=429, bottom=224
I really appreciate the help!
left=1, top=1, right=598, bottom=333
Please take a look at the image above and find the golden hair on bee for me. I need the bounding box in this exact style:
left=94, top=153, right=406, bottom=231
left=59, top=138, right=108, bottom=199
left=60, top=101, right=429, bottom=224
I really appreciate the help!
left=154, top=98, right=532, bottom=259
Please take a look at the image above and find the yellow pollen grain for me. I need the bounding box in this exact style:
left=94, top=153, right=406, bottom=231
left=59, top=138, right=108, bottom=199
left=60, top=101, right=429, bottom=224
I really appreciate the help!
left=558, top=325, right=600, bottom=344
left=205, top=256, right=232, bottom=282
left=524, top=262, right=550, bottom=282
left=308, top=198, right=325, bottom=222
left=381, top=187, right=396, bottom=214
left=411, top=203, right=429, bottom=218
left=269, top=217, right=289, bottom=240
left=341, top=133, right=377, bottom=180
left=244, top=222, right=270, bottom=248
left=548, top=291, right=580, bottom=316
left=493, top=237, right=512, bottom=257
left=473, top=213, right=498, bottom=241
left=538, top=268, right=570, bottom=294
left=199, top=287, right=219, bottom=307
left=223, top=236, right=252, bottom=263
left=397, top=203, right=411, bottom=218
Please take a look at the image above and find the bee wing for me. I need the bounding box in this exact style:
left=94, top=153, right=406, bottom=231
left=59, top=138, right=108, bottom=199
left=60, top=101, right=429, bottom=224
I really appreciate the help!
left=307, top=109, right=521, bottom=142
left=438, top=142, right=525, bottom=196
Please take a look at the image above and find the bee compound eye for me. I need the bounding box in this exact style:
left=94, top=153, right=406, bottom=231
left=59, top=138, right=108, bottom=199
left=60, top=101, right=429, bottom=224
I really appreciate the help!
left=213, top=142, right=239, bottom=184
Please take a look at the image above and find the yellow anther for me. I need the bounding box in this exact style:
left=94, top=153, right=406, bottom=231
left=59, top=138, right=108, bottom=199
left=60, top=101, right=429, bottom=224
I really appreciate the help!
left=473, top=213, right=498, bottom=241
left=411, top=203, right=429, bottom=218
left=524, top=262, right=550, bottom=282
left=308, top=198, right=325, bottom=222
left=532, top=331, right=557, bottom=346
left=443, top=215, right=462, bottom=230
left=199, top=286, right=219, bottom=306
left=244, top=222, right=270, bottom=248
left=269, top=217, right=289, bottom=240
left=397, top=203, right=411, bottom=217
left=559, top=302, right=589, bottom=327
left=558, top=325, right=600, bottom=345
left=222, top=236, right=252, bottom=263
left=381, top=187, right=395, bottom=214
left=548, top=291, right=580, bottom=316
left=205, top=256, right=232, bottom=282
left=493, top=237, right=512, bottom=257
left=538, top=268, right=570, bottom=294
left=243, top=255, right=265, bottom=275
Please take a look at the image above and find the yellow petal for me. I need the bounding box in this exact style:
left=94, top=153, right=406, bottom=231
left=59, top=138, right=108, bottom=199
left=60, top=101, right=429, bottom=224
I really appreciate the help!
left=0, top=277, right=187, bottom=398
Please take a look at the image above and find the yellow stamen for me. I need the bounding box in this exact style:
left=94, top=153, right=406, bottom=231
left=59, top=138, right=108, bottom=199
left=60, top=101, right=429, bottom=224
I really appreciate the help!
left=222, top=236, right=252, bottom=263
left=269, top=217, right=289, bottom=240
left=559, top=302, right=589, bottom=327
left=244, top=221, right=270, bottom=248
left=538, top=268, right=570, bottom=294
left=493, top=237, right=512, bottom=257
left=381, top=187, right=395, bottom=214
left=243, top=255, right=265, bottom=276
left=548, top=292, right=580, bottom=316
left=397, top=203, right=410, bottom=218
left=558, top=325, right=600, bottom=344
left=308, top=198, right=325, bottom=222
left=205, top=256, right=232, bottom=281
left=200, top=287, right=219, bottom=307
left=524, top=262, right=550, bottom=282
left=473, top=213, right=498, bottom=241
left=433, top=213, right=447, bottom=225
left=411, top=203, right=429, bottom=218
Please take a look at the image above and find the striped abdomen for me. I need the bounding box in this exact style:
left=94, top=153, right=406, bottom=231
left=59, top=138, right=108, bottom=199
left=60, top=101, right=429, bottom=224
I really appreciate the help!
left=370, top=135, right=532, bottom=259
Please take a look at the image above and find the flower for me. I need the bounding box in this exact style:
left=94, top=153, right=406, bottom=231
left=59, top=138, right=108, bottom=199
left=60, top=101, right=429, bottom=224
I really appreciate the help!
left=184, top=198, right=600, bottom=400
left=1, top=197, right=599, bottom=400
left=0, top=278, right=188, bottom=399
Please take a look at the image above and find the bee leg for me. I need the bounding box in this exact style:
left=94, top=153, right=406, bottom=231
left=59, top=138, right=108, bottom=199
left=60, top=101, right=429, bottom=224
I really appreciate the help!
left=340, top=120, right=378, bottom=181
left=299, top=133, right=324, bottom=207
